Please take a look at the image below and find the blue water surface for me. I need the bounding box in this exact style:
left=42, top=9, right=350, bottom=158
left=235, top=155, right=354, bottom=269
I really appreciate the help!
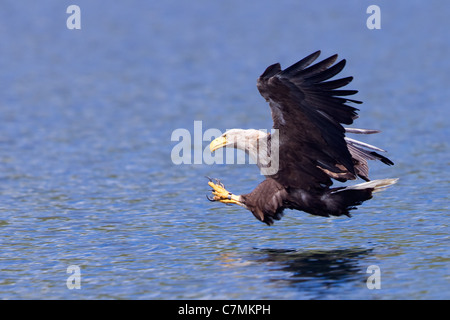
left=0, top=0, right=448, bottom=299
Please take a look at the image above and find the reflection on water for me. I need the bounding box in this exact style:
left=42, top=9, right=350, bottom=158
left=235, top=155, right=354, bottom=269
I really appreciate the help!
left=255, top=248, right=372, bottom=298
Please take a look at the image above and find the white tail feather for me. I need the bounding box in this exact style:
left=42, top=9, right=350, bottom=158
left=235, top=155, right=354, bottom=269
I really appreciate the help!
left=331, top=178, right=399, bottom=194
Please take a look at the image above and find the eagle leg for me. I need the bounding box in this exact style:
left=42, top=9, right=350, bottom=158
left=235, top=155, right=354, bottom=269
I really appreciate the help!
left=206, top=177, right=244, bottom=206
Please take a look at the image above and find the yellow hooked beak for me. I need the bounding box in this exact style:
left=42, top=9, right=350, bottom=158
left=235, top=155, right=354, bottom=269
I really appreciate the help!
left=209, top=136, right=227, bottom=152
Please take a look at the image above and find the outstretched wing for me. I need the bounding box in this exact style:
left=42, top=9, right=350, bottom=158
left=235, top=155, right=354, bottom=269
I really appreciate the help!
left=257, top=51, right=362, bottom=190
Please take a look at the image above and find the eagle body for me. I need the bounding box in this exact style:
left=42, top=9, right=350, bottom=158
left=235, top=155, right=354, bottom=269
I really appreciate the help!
left=240, top=178, right=375, bottom=225
left=208, top=51, right=397, bottom=225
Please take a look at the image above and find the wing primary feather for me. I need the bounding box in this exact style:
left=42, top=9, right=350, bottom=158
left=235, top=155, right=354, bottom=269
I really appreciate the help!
left=305, top=59, right=347, bottom=83
left=291, top=54, right=339, bottom=79
left=345, top=128, right=380, bottom=134
left=345, top=137, right=386, bottom=152
left=325, top=89, right=359, bottom=97
left=280, top=50, right=322, bottom=76
left=316, top=77, right=354, bottom=90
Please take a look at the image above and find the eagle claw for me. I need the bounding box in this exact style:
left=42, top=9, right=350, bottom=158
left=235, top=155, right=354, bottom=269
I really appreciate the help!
left=206, top=176, right=225, bottom=188
left=206, top=176, right=241, bottom=206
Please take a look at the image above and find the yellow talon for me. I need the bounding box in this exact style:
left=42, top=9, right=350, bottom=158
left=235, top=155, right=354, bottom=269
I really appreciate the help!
left=208, top=181, right=229, bottom=197
left=207, top=179, right=243, bottom=206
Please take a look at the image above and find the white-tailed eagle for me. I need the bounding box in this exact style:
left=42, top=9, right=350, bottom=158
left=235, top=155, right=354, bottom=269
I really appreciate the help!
left=207, top=51, right=397, bottom=225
